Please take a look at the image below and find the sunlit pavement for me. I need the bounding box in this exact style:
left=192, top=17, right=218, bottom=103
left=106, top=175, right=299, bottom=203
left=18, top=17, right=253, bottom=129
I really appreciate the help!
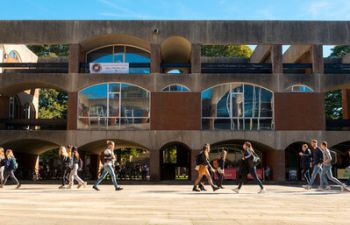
left=0, top=184, right=349, bottom=225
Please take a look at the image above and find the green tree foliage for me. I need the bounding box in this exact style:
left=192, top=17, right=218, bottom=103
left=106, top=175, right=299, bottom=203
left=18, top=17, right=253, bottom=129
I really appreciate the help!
left=325, top=90, right=343, bottom=120
left=27, top=44, right=69, bottom=57
left=201, top=45, right=253, bottom=58
left=329, top=45, right=350, bottom=58
left=38, top=89, right=68, bottom=119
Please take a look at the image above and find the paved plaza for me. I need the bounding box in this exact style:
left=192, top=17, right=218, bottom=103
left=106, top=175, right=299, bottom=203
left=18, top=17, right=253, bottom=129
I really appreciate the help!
left=0, top=184, right=349, bottom=225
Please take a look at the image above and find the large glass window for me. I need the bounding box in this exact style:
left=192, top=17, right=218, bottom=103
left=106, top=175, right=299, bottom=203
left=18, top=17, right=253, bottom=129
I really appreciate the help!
left=86, top=45, right=150, bottom=74
left=78, top=83, right=150, bottom=129
left=202, top=83, right=273, bottom=130
left=162, top=84, right=190, bottom=92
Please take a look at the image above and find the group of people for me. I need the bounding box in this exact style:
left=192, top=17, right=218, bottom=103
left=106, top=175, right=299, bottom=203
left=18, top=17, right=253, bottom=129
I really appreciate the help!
left=1, top=139, right=350, bottom=193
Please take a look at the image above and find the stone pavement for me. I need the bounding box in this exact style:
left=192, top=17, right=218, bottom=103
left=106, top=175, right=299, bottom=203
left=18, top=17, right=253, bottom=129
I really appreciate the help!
left=0, top=184, right=349, bottom=225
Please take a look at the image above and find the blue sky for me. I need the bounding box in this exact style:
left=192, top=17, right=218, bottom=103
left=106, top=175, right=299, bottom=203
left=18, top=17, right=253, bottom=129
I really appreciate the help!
left=1, top=0, right=348, bottom=56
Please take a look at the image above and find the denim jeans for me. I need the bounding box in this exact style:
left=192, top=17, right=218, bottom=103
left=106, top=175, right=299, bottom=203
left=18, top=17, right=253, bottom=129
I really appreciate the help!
left=95, top=164, right=118, bottom=189
left=2, top=169, right=19, bottom=185
left=237, top=166, right=264, bottom=190
left=320, top=164, right=343, bottom=188
left=69, top=163, right=84, bottom=185
left=308, top=165, right=322, bottom=186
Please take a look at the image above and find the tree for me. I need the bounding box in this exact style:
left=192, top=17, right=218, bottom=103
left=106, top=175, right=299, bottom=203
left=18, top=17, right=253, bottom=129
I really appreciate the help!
left=329, top=45, right=350, bottom=58
left=27, top=44, right=69, bottom=57
left=38, top=89, right=68, bottom=119
left=325, top=90, right=343, bottom=120
left=201, top=45, right=253, bottom=58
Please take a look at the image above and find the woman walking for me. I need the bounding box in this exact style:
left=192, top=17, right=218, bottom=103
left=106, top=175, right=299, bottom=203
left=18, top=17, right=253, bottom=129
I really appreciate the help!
left=58, top=146, right=71, bottom=189
left=192, top=144, right=219, bottom=192
left=93, top=140, right=123, bottom=191
left=0, top=149, right=20, bottom=189
left=67, top=147, right=86, bottom=189
left=0, top=148, right=5, bottom=186
left=215, top=148, right=227, bottom=189
left=233, top=142, right=265, bottom=194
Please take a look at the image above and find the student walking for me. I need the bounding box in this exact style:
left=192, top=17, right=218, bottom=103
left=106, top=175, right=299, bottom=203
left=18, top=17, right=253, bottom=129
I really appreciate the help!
left=319, top=141, right=349, bottom=191
left=192, top=144, right=219, bottom=192
left=299, top=144, right=312, bottom=185
left=58, top=146, right=72, bottom=189
left=0, top=147, right=5, bottom=186
left=305, top=139, right=323, bottom=190
left=93, top=140, right=123, bottom=191
left=214, top=148, right=227, bottom=189
left=67, top=147, right=86, bottom=189
left=233, top=142, right=265, bottom=194
left=0, top=149, right=20, bottom=189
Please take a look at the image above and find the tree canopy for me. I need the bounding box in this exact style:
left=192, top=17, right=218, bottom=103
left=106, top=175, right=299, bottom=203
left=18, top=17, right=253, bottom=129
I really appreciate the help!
left=27, top=44, right=69, bottom=57
left=329, top=45, right=350, bottom=58
left=201, top=45, right=253, bottom=58
left=38, top=89, right=67, bottom=119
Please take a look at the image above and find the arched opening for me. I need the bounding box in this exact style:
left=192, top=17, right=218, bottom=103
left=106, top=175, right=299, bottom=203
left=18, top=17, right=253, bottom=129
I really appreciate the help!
left=79, top=139, right=150, bottom=181
left=330, top=141, right=350, bottom=180
left=162, top=84, right=190, bottom=92
left=78, top=82, right=150, bottom=130
left=161, top=36, right=192, bottom=73
left=210, top=140, right=275, bottom=181
left=202, top=83, right=274, bottom=130
left=284, top=142, right=308, bottom=181
left=160, top=142, right=191, bottom=181
left=287, top=84, right=313, bottom=92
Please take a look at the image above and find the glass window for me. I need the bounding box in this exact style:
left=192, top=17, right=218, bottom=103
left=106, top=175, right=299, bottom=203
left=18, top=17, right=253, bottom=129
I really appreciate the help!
left=287, top=85, right=313, bottom=92
left=78, top=83, right=150, bottom=130
left=162, top=84, right=190, bottom=92
left=202, top=83, right=274, bottom=130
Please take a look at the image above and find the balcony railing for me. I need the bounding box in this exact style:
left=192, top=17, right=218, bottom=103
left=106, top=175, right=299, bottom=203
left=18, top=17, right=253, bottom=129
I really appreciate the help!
left=324, top=64, right=350, bottom=74
left=0, top=63, right=68, bottom=73
left=201, top=63, right=272, bottom=73
left=283, top=63, right=312, bottom=74
left=0, top=119, right=67, bottom=130
left=326, top=119, right=350, bottom=131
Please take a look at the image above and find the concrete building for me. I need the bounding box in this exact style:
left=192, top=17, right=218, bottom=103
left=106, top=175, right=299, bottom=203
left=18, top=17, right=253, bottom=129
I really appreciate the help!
left=0, top=20, right=350, bottom=182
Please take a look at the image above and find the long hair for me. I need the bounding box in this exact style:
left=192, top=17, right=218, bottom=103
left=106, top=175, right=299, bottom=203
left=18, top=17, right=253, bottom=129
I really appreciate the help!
left=244, top=141, right=255, bottom=153
left=5, top=149, right=14, bottom=159
left=66, top=145, right=72, bottom=157
left=72, top=146, right=79, bottom=159
left=59, top=146, right=68, bottom=157
left=0, top=147, right=4, bottom=159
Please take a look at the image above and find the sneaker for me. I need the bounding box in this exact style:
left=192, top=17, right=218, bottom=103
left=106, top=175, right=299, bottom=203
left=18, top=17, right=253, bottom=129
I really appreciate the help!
left=317, top=187, right=324, bottom=191
left=325, top=186, right=331, bottom=191
left=115, top=187, right=123, bottom=191
left=16, top=184, right=21, bottom=189
left=199, top=183, right=207, bottom=191
left=258, top=188, right=266, bottom=194
left=58, top=185, right=66, bottom=189
left=92, top=185, right=100, bottom=191
left=192, top=185, right=200, bottom=192
left=340, top=186, right=344, bottom=192
left=83, top=182, right=87, bottom=187
left=218, top=186, right=224, bottom=189
left=77, top=184, right=83, bottom=189
left=212, top=185, right=219, bottom=192
left=232, top=188, right=240, bottom=193
left=303, top=185, right=311, bottom=190
left=66, top=185, right=72, bottom=189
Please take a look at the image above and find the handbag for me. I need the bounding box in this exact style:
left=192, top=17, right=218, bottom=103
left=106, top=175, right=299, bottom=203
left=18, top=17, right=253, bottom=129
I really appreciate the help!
left=252, top=152, right=261, bottom=166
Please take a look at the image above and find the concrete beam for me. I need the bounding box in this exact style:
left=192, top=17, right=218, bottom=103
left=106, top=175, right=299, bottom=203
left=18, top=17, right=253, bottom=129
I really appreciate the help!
left=283, top=45, right=312, bottom=63
left=250, top=45, right=271, bottom=63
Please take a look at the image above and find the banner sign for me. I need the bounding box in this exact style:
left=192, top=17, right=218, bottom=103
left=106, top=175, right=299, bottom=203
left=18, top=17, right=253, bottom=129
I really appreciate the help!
left=89, top=63, right=129, bottom=74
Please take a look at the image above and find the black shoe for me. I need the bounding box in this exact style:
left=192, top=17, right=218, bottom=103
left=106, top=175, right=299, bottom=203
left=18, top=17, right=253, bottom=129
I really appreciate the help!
left=92, top=185, right=100, bottom=191
left=219, top=186, right=224, bottom=189
left=212, top=185, right=219, bottom=192
left=192, top=185, right=200, bottom=192
left=199, top=183, right=207, bottom=191
left=115, top=187, right=123, bottom=191
left=16, top=184, right=21, bottom=189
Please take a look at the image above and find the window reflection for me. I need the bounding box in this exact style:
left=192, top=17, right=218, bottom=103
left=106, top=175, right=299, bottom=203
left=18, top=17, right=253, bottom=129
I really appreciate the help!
left=162, top=84, right=190, bottom=92
left=287, top=85, right=313, bottom=92
left=78, top=83, right=150, bottom=129
left=202, top=83, right=274, bottom=130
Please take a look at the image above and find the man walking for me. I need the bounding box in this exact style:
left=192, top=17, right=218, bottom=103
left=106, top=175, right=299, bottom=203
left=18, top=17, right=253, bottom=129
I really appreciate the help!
left=305, top=139, right=323, bottom=190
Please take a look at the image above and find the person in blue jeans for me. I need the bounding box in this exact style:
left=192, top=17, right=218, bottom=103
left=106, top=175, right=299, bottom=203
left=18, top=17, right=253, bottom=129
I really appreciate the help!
left=346, top=149, right=350, bottom=186
left=305, top=139, right=323, bottom=190
left=93, top=140, right=123, bottom=191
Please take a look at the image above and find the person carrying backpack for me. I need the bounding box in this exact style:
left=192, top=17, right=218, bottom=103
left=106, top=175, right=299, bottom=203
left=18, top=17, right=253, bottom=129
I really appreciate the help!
left=0, top=149, right=20, bottom=189
left=233, top=142, right=265, bottom=194
left=67, top=146, right=87, bottom=189
left=192, top=144, right=219, bottom=192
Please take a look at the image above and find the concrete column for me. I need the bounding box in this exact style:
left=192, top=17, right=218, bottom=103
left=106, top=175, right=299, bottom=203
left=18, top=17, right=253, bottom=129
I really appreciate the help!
left=89, top=154, right=100, bottom=180
left=265, top=150, right=285, bottom=181
left=68, top=44, right=82, bottom=73
left=191, top=43, right=201, bottom=73
left=149, top=150, right=160, bottom=181
left=0, top=96, right=9, bottom=129
left=150, top=44, right=161, bottom=73
left=342, top=89, right=350, bottom=119
left=311, top=44, right=324, bottom=74
left=271, top=45, right=283, bottom=74
left=16, top=152, right=39, bottom=179
left=190, top=149, right=200, bottom=182
left=67, top=92, right=78, bottom=130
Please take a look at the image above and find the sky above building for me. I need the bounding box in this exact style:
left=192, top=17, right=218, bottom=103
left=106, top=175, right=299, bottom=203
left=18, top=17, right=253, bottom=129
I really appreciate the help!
left=2, top=0, right=348, bottom=56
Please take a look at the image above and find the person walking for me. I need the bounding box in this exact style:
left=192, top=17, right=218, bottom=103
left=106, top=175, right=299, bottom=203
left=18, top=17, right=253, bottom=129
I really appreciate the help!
left=299, top=144, right=312, bottom=186
left=93, top=140, right=123, bottom=191
left=67, top=147, right=86, bottom=189
left=0, top=149, right=20, bottom=189
left=214, top=148, right=227, bottom=189
left=233, top=142, right=265, bottom=194
left=192, top=144, right=219, bottom=192
left=346, top=149, right=350, bottom=186
left=58, top=146, right=72, bottom=189
left=319, top=141, right=349, bottom=191
left=0, top=147, right=5, bottom=186
left=305, top=139, right=323, bottom=190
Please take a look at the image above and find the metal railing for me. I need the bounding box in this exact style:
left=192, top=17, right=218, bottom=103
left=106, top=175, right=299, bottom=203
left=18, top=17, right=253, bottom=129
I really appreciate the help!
left=324, top=63, right=350, bottom=74
left=0, top=63, right=68, bottom=73
left=201, top=63, right=272, bottom=73
left=326, top=119, right=350, bottom=131
left=0, top=119, right=67, bottom=130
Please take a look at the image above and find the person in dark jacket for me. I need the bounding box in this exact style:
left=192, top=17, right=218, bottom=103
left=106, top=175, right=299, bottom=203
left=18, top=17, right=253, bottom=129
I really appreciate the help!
left=0, top=149, right=20, bottom=189
left=299, top=144, right=312, bottom=185
left=58, top=146, right=71, bottom=189
left=233, top=142, right=265, bottom=194
left=305, top=139, right=323, bottom=190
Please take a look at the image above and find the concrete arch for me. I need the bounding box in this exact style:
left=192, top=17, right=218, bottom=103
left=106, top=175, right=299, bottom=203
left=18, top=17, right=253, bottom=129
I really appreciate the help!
left=201, top=81, right=273, bottom=93
left=161, top=83, right=191, bottom=92
left=210, top=139, right=275, bottom=153
left=161, top=36, right=192, bottom=64
left=0, top=138, right=60, bottom=155
left=80, top=33, right=151, bottom=53
left=286, top=84, right=314, bottom=92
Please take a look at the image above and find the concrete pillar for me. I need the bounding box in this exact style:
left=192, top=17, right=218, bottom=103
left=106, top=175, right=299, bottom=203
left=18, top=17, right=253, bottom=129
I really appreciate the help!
left=0, top=96, right=10, bottom=128
left=311, top=44, right=324, bottom=74
left=190, top=149, right=200, bottom=182
left=16, top=152, right=39, bottom=179
left=67, top=92, right=78, bottom=130
left=89, top=154, right=100, bottom=180
left=149, top=150, right=160, bottom=181
left=191, top=43, right=201, bottom=73
left=68, top=44, right=82, bottom=73
left=271, top=45, right=283, bottom=74
left=342, top=89, right=350, bottom=119
left=150, top=44, right=161, bottom=73
left=265, top=150, right=285, bottom=181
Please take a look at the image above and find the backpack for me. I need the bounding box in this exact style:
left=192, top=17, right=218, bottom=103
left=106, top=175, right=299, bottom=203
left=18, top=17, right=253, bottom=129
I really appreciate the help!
left=196, top=151, right=206, bottom=165
left=10, top=158, right=18, bottom=170
left=78, top=158, right=84, bottom=171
